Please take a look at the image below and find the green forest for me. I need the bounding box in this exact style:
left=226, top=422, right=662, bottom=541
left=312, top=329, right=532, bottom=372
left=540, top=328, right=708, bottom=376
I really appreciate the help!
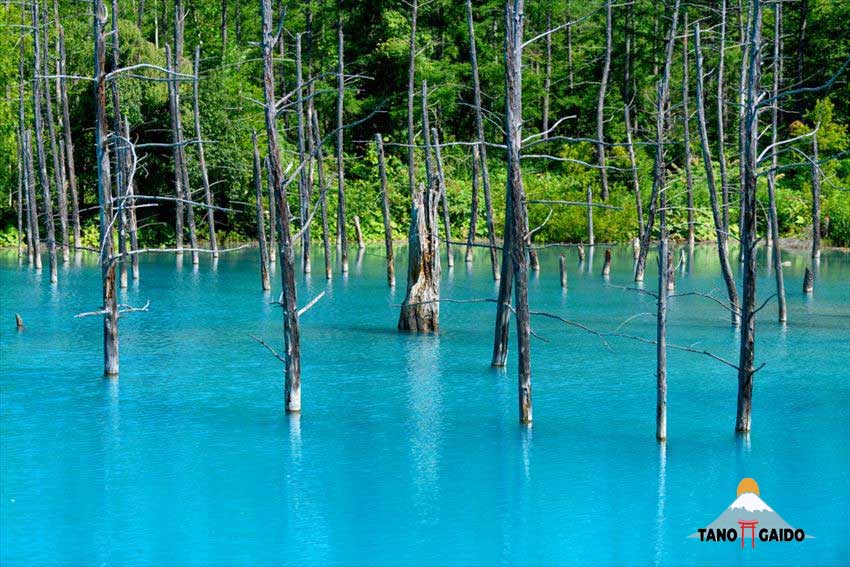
left=1, top=0, right=849, bottom=250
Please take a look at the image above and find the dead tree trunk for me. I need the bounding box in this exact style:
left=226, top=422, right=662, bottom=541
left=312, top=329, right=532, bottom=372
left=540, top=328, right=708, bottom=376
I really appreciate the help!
left=466, top=145, right=480, bottom=263
left=656, top=212, right=669, bottom=441
left=110, top=0, right=129, bottom=289
left=766, top=2, right=787, bottom=322
left=261, top=0, right=301, bottom=412
left=193, top=46, right=218, bottom=258
left=311, top=106, right=332, bottom=280
left=32, top=0, right=57, bottom=284
left=803, top=267, right=813, bottom=293
left=94, top=0, right=119, bottom=375
left=694, top=24, right=741, bottom=326
left=376, top=133, right=395, bottom=285
left=504, top=0, right=532, bottom=424
left=717, top=0, right=731, bottom=237
left=122, top=118, right=140, bottom=280
left=465, top=0, right=499, bottom=279
left=682, top=11, right=695, bottom=248
left=596, top=0, right=612, bottom=201
left=399, top=83, right=441, bottom=332
left=737, top=0, right=751, bottom=257
left=296, top=34, right=311, bottom=273
left=335, top=22, right=348, bottom=273
left=16, top=141, right=24, bottom=263
left=353, top=216, right=365, bottom=250
left=407, top=0, right=418, bottom=204
left=264, top=157, right=277, bottom=266
left=58, top=26, right=81, bottom=250
left=634, top=0, right=680, bottom=282
left=432, top=127, right=454, bottom=268
left=44, top=27, right=68, bottom=264
left=602, top=247, right=611, bottom=277
left=736, top=0, right=763, bottom=434
left=252, top=133, right=271, bottom=291
left=586, top=185, right=595, bottom=246
left=166, top=44, right=185, bottom=255
left=541, top=10, right=552, bottom=134
left=24, top=131, right=41, bottom=270
left=624, top=104, right=644, bottom=237
left=559, top=253, right=567, bottom=287
left=811, top=130, right=821, bottom=260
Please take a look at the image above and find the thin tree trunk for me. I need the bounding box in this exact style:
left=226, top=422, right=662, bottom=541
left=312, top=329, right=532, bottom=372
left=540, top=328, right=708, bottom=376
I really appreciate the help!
left=174, top=0, right=199, bottom=265
left=795, top=0, right=808, bottom=116
left=407, top=0, right=418, bottom=203
left=58, top=27, right=81, bottom=250
left=376, top=133, right=395, bottom=285
left=311, top=106, right=332, bottom=280
left=166, top=44, right=185, bottom=255
left=586, top=185, right=594, bottom=246
left=717, top=0, right=731, bottom=237
left=265, top=156, right=276, bottom=265
left=738, top=0, right=751, bottom=257
left=44, top=28, right=69, bottom=264
left=656, top=191, right=669, bottom=442
left=94, top=0, right=119, bottom=375
left=811, top=130, right=821, bottom=260
left=336, top=22, right=348, bottom=272
left=766, top=2, right=786, bottom=322
left=193, top=46, right=218, bottom=258
left=634, top=0, right=681, bottom=282
left=596, top=0, right=612, bottom=201
left=624, top=104, right=644, bottom=237
left=466, top=144, right=480, bottom=263
left=682, top=11, right=695, bottom=248
left=465, top=0, right=499, bottom=279
left=567, top=1, right=574, bottom=89
left=261, top=0, right=301, bottom=412
left=253, top=133, right=271, bottom=291
left=296, top=34, right=311, bottom=272
left=110, top=0, right=128, bottom=288
left=31, top=0, right=57, bottom=284
left=431, top=127, right=454, bottom=268
left=122, top=118, right=140, bottom=280
left=736, top=0, right=762, bottom=434
left=541, top=10, right=552, bottom=134
left=504, top=0, right=532, bottom=424
left=24, top=131, right=41, bottom=269
left=694, top=24, right=741, bottom=326
left=353, top=216, right=365, bottom=249
left=16, top=141, right=24, bottom=263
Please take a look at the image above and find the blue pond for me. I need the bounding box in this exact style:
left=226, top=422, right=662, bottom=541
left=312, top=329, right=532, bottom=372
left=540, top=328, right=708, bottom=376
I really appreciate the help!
left=1, top=244, right=848, bottom=565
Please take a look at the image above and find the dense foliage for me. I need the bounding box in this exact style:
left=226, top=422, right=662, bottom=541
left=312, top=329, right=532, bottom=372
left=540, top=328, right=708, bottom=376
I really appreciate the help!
left=1, top=0, right=849, bottom=247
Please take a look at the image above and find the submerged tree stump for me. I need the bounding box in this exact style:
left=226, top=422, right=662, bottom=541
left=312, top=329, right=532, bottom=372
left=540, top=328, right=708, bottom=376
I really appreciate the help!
left=15, top=314, right=24, bottom=330
left=398, top=183, right=441, bottom=332
left=803, top=267, right=814, bottom=293
left=577, top=244, right=585, bottom=263
left=602, top=248, right=612, bottom=277
left=559, top=254, right=567, bottom=288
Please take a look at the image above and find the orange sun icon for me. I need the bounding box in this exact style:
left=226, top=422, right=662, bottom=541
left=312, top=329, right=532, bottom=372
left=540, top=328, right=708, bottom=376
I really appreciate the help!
left=737, top=478, right=760, bottom=497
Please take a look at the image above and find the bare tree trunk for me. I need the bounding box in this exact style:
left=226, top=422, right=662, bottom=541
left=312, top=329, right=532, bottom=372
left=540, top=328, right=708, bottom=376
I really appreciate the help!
left=466, top=145, right=480, bottom=263
left=24, top=132, right=41, bottom=269
left=736, top=0, right=762, bottom=434
left=682, top=11, right=695, bottom=249
left=174, top=0, right=199, bottom=265
left=58, top=27, right=81, bottom=249
left=811, top=130, right=821, bottom=260
left=738, top=0, right=751, bottom=257
left=407, top=0, right=418, bottom=203
left=166, top=44, right=185, bottom=255
left=541, top=10, right=552, bottom=134
left=803, top=267, right=813, bottom=293
left=694, top=24, right=741, bottom=326
left=265, top=156, right=277, bottom=266
left=110, top=0, right=129, bottom=289
left=122, top=118, right=140, bottom=280
left=586, top=185, right=594, bottom=246
left=717, top=0, right=731, bottom=237
left=766, top=2, right=786, bottom=322
left=252, top=133, right=271, bottom=291
left=353, top=216, right=365, bottom=250
left=336, top=22, right=348, bottom=273
left=261, top=0, right=301, bottom=412
left=296, top=34, right=311, bottom=272
left=44, top=30, right=69, bottom=264
left=596, top=0, right=612, bottom=201
left=567, top=1, right=574, bottom=89
left=602, top=247, right=611, bottom=277
left=656, top=188, right=670, bottom=441
left=795, top=0, right=808, bottom=116
left=16, top=141, right=24, bottom=263
left=504, top=0, right=532, bottom=424
left=376, top=133, right=395, bottom=285
left=559, top=253, right=567, bottom=287
left=94, top=0, right=119, bottom=375
left=465, top=0, right=499, bottom=279
left=634, top=0, right=681, bottom=282
left=432, top=127, right=454, bottom=268
left=624, top=104, right=644, bottom=237
left=311, top=106, right=332, bottom=280
left=31, top=0, right=57, bottom=284
left=193, top=46, right=218, bottom=258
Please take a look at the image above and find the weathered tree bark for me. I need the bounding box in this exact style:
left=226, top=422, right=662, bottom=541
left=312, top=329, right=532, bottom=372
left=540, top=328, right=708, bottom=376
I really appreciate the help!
left=811, top=130, right=821, bottom=261
left=559, top=253, right=567, bottom=287
left=466, top=145, right=480, bottom=263
left=58, top=27, right=81, bottom=250
left=16, top=142, right=24, bottom=264
left=407, top=0, right=418, bottom=203
left=376, top=134, right=395, bottom=285
left=24, top=131, right=42, bottom=270
left=17, top=41, right=30, bottom=265
left=694, top=24, right=741, bottom=326
left=578, top=243, right=585, bottom=263
left=766, top=2, right=787, bottom=323
left=336, top=22, right=348, bottom=273
left=263, top=157, right=277, bottom=267
left=465, top=0, right=499, bottom=279
left=43, top=24, right=69, bottom=264
left=738, top=0, right=751, bottom=255
left=736, top=0, right=763, bottom=434
left=311, top=106, right=332, bottom=280
left=110, top=0, right=129, bottom=289
left=586, top=185, right=595, bottom=246
left=541, top=10, right=552, bottom=134
left=656, top=219, right=669, bottom=441
left=624, top=104, right=644, bottom=237
left=634, top=0, right=680, bottom=282
left=795, top=0, right=808, bottom=116
left=431, top=127, right=454, bottom=268
left=504, top=0, right=532, bottom=423
left=803, top=267, right=813, bottom=293
left=122, top=118, right=140, bottom=280
left=94, top=0, right=119, bottom=375
left=165, top=44, right=185, bottom=255
left=296, top=34, right=311, bottom=272
left=32, top=0, right=57, bottom=284
left=682, top=12, right=695, bottom=249
left=717, top=0, right=731, bottom=236
left=261, top=0, right=301, bottom=412
left=353, top=216, right=365, bottom=250
left=193, top=46, right=218, bottom=258
left=667, top=248, right=675, bottom=291
left=596, top=0, right=612, bottom=201
left=252, top=133, right=271, bottom=291
left=602, top=247, right=611, bottom=277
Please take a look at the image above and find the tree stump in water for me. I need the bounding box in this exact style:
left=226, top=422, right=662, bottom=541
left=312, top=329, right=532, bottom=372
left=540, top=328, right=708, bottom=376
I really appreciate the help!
left=353, top=215, right=366, bottom=250
left=803, top=267, right=814, bottom=293
left=602, top=247, right=612, bottom=277
left=15, top=314, right=24, bottom=330
left=399, top=183, right=441, bottom=332
left=577, top=244, right=585, bottom=263
left=632, top=236, right=640, bottom=260
left=559, top=254, right=567, bottom=288
left=529, top=248, right=539, bottom=271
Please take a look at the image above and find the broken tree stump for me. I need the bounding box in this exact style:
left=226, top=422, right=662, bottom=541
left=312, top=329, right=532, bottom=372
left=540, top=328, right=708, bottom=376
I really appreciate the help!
left=803, top=267, right=814, bottom=293
left=15, top=314, right=24, bottom=330
left=602, top=247, right=612, bottom=277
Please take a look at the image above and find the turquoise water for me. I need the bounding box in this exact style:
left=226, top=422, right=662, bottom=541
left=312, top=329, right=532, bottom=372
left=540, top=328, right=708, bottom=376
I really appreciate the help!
left=1, top=244, right=848, bottom=566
